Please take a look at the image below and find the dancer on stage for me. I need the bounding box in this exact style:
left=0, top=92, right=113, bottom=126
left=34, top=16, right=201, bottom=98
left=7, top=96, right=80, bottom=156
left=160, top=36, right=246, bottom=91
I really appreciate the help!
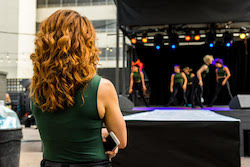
left=191, top=55, right=214, bottom=108
left=183, top=67, right=195, bottom=105
left=167, top=65, right=188, bottom=106
left=129, top=64, right=148, bottom=106
left=209, top=58, right=233, bottom=106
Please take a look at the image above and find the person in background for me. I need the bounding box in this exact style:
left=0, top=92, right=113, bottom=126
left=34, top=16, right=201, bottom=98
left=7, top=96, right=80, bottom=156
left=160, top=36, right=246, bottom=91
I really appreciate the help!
left=30, top=10, right=127, bottom=167
left=5, top=93, right=12, bottom=109
left=183, top=67, right=195, bottom=106
left=129, top=64, right=148, bottom=106
left=167, top=65, right=188, bottom=106
left=191, top=55, right=214, bottom=108
left=208, top=58, right=233, bottom=106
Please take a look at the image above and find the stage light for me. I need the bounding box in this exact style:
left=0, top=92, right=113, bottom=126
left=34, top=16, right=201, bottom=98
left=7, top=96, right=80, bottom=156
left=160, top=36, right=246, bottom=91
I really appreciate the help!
left=224, top=31, right=233, bottom=47
left=142, top=37, right=148, bottom=43
left=154, top=34, right=163, bottom=50
left=171, top=44, right=176, bottom=49
left=240, top=33, right=246, bottom=39
left=194, top=35, right=200, bottom=41
left=209, top=43, right=214, bottom=48
left=226, top=42, right=231, bottom=47
left=156, top=45, right=161, bottom=50
left=185, top=35, right=191, bottom=41
left=131, top=38, right=137, bottom=44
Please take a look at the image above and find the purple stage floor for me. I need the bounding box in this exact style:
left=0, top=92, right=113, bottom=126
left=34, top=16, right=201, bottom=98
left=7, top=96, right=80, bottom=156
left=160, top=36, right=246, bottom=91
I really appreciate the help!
left=132, top=105, right=232, bottom=112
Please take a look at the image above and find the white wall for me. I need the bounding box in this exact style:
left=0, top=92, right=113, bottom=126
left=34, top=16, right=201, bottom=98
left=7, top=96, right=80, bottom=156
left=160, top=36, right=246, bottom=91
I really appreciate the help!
left=0, top=0, right=19, bottom=78
left=17, top=0, right=36, bottom=78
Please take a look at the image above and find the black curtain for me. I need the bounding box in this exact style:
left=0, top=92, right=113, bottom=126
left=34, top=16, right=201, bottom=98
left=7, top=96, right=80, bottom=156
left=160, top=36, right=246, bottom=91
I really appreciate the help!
left=135, top=40, right=250, bottom=105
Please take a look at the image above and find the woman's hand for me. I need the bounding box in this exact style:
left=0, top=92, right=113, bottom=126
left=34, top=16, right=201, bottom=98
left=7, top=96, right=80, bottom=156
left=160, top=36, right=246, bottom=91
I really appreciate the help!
left=105, top=147, right=118, bottom=160
left=170, top=88, right=173, bottom=93
left=222, top=80, right=226, bottom=86
left=199, top=80, right=203, bottom=87
left=142, top=86, right=147, bottom=93
left=129, top=88, right=133, bottom=94
left=102, top=128, right=119, bottom=160
left=183, top=85, right=187, bottom=92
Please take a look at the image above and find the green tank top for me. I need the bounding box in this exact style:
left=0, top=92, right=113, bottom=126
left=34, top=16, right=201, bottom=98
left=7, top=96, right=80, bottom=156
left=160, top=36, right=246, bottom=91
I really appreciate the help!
left=133, top=71, right=141, bottom=83
left=32, top=75, right=107, bottom=163
left=217, top=67, right=226, bottom=77
left=174, top=73, right=184, bottom=85
left=201, top=64, right=209, bottom=78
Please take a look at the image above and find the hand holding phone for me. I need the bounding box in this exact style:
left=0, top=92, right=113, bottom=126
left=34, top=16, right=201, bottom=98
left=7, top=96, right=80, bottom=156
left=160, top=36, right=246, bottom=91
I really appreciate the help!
left=103, top=131, right=120, bottom=152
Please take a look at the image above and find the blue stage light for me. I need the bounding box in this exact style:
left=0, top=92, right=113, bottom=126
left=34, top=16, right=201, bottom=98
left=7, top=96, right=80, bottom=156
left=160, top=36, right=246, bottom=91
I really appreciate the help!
left=209, top=43, right=214, bottom=48
left=226, top=42, right=231, bottom=47
left=171, top=44, right=176, bottom=49
left=156, top=45, right=161, bottom=50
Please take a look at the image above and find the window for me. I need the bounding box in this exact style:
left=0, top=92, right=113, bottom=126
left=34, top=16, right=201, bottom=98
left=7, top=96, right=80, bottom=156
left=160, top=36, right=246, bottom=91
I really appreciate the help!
left=36, top=23, right=41, bottom=33
left=37, top=0, right=46, bottom=8
left=62, top=0, right=76, bottom=6
left=77, top=0, right=91, bottom=5
left=92, top=20, right=106, bottom=32
left=92, top=20, right=116, bottom=32
left=48, top=0, right=61, bottom=7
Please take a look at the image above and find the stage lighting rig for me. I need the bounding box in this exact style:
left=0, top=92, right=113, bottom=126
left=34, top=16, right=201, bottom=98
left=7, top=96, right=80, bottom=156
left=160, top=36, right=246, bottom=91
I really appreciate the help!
left=168, top=32, right=178, bottom=49
left=142, top=33, right=148, bottom=43
left=154, top=34, right=163, bottom=50
left=206, top=31, right=216, bottom=48
left=223, top=31, right=233, bottom=47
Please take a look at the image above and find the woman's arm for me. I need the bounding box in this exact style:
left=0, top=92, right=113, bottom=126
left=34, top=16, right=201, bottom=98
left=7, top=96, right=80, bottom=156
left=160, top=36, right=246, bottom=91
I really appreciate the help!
left=222, top=67, right=231, bottom=85
left=98, top=79, right=127, bottom=149
left=196, top=65, right=207, bottom=86
left=215, top=68, right=218, bottom=82
left=129, top=73, right=134, bottom=94
left=140, top=72, right=146, bottom=92
left=191, top=73, right=195, bottom=78
left=170, top=74, right=174, bottom=93
left=181, top=72, right=187, bottom=91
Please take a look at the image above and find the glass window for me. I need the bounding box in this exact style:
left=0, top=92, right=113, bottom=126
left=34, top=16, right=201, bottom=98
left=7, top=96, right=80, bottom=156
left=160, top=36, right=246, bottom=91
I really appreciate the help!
left=106, top=20, right=116, bottom=32
left=92, top=20, right=106, bottom=32
left=37, top=0, right=46, bottom=8
left=48, top=0, right=61, bottom=7
left=36, top=23, right=41, bottom=33
left=62, top=0, right=76, bottom=6
left=92, top=0, right=106, bottom=5
left=77, top=0, right=91, bottom=6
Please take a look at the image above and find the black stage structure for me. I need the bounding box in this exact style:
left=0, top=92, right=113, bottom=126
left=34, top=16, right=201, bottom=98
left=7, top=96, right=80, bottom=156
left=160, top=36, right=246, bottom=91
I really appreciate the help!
left=113, top=0, right=250, bottom=166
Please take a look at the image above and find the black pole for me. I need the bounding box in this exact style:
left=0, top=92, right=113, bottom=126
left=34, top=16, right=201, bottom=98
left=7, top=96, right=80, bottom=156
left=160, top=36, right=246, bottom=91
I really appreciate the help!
left=122, top=33, right=126, bottom=95
left=115, top=2, right=120, bottom=93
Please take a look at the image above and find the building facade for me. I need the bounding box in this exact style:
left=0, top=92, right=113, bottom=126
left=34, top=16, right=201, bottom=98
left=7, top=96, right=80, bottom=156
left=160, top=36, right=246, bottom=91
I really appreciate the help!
left=0, top=0, right=124, bottom=79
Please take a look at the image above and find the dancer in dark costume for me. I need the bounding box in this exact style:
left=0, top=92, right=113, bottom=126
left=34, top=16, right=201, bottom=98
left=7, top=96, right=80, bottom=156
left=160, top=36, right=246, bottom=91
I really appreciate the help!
left=167, top=65, right=188, bottom=106
left=129, top=64, right=148, bottom=106
left=191, top=55, right=214, bottom=108
left=183, top=67, right=195, bottom=106
left=208, top=58, right=233, bottom=106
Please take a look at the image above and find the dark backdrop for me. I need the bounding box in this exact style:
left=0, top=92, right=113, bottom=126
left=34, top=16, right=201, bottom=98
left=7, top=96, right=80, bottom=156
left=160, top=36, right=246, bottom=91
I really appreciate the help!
left=135, top=40, right=250, bottom=105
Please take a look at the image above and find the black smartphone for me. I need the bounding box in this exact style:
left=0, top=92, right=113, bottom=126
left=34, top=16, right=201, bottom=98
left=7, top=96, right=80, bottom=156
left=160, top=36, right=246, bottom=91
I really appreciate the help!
left=103, top=132, right=120, bottom=152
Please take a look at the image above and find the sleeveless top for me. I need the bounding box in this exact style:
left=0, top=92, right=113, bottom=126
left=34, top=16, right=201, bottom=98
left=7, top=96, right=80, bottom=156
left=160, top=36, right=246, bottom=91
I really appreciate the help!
left=201, top=64, right=209, bottom=78
left=186, top=73, right=193, bottom=85
left=32, top=75, right=107, bottom=163
left=217, top=66, right=226, bottom=77
left=133, top=71, right=141, bottom=83
left=174, top=73, right=184, bottom=85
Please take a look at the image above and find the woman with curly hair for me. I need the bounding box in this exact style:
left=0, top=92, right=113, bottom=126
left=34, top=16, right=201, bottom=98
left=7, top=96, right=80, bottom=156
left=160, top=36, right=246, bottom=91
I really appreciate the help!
left=30, top=10, right=127, bottom=167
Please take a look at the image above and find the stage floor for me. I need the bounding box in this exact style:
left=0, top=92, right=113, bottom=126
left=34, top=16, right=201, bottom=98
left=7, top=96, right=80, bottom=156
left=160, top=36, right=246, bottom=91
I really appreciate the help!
left=133, top=105, right=232, bottom=112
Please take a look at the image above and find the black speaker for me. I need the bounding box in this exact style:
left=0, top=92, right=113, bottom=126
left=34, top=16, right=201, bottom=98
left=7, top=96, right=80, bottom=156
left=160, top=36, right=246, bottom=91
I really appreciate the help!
left=118, top=95, right=135, bottom=115
left=229, top=95, right=250, bottom=109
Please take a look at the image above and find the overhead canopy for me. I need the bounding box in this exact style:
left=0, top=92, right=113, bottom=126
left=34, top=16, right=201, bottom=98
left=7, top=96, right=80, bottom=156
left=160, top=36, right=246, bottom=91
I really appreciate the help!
left=116, top=0, right=250, bottom=29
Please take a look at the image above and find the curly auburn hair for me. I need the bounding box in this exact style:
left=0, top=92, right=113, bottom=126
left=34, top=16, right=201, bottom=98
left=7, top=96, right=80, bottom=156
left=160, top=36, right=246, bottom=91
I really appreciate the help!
left=30, top=10, right=99, bottom=112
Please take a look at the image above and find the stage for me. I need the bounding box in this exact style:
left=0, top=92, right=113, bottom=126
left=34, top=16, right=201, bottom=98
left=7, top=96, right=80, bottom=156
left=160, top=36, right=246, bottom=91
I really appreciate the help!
left=123, top=105, right=250, bottom=156
left=115, top=107, right=241, bottom=167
